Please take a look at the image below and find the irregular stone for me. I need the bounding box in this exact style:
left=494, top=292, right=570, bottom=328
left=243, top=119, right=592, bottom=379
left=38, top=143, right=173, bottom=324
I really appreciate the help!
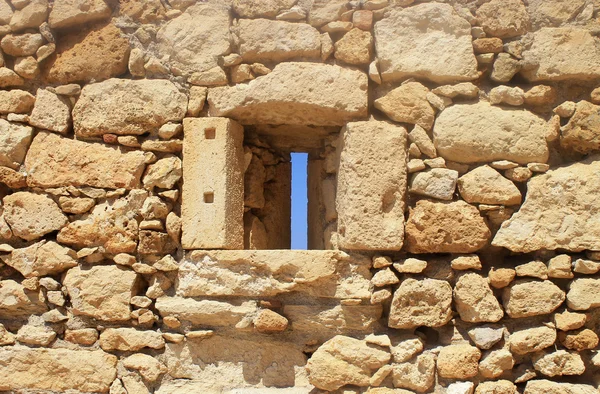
left=509, top=325, right=556, bottom=355
left=0, top=279, right=47, bottom=317
left=336, top=120, right=407, bottom=250
left=306, top=335, right=390, bottom=391
left=408, top=125, right=436, bottom=158
left=491, top=53, right=522, bottom=83
left=63, top=265, right=139, bottom=321
left=493, top=157, right=600, bottom=252
left=559, top=328, right=599, bottom=351
left=454, top=273, right=504, bottom=323
left=236, top=18, right=320, bottom=63
left=371, top=268, right=399, bottom=287
left=123, top=353, right=167, bottom=382
left=254, top=309, right=288, bottom=333
left=5, top=240, right=77, bottom=278
left=489, top=86, right=525, bottom=106
left=48, top=0, right=112, bottom=29
left=374, top=3, right=477, bottom=83
left=560, top=100, right=600, bottom=154
left=283, top=304, right=381, bottom=333
left=0, top=67, right=25, bottom=88
left=409, top=168, right=458, bottom=200
left=0, top=89, right=35, bottom=114
left=547, top=254, right=573, bottom=279
left=28, top=88, right=71, bottom=134
left=521, top=28, right=600, bottom=82
left=567, top=278, right=600, bottom=310
left=451, top=254, right=482, bottom=270
left=73, top=78, right=187, bottom=137
left=573, top=258, right=600, bottom=274
left=476, top=380, right=517, bottom=394
left=177, top=250, right=371, bottom=299
left=479, top=349, right=514, bottom=379
left=375, top=82, right=435, bottom=130
left=532, top=350, right=585, bottom=377
left=393, top=258, right=427, bottom=274
left=433, top=102, right=549, bottom=164
left=515, top=261, right=548, bottom=279
left=3, top=192, right=67, bottom=241
left=208, top=62, right=368, bottom=126
left=16, top=324, right=56, bottom=346
left=9, top=0, right=48, bottom=31
left=437, top=344, right=481, bottom=379
left=405, top=200, right=491, bottom=253
left=448, top=382, right=475, bottom=394
left=99, top=328, right=164, bottom=351
left=156, top=297, right=257, bottom=327
left=524, top=380, right=598, bottom=394
left=233, top=0, right=296, bottom=18
left=392, top=353, right=436, bottom=392
left=1, top=33, right=44, bottom=57
left=0, top=0, right=12, bottom=24
left=432, top=82, right=479, bottom=99
left=335, top=28, right=373, bottom=65
left=43, top=22, right=130, bottom=84
left=0, top=347, right=116, bottom=392
left=156, top=2, right=231, bottom=76
left=503, top=280, right=565, bottom=318
left=476, top=0, right=529, bottom=38
left=468, top=326, right=505, bottom=350
left=524, top=85, right=557, bottom=107
left=26, top=131, right=146, bottom=190
left=0, top=323, right=15, bottom=345
left=0, top=119, right=32, bottom=170
left=554, top=311, right=586, bottom=331
left=388, top=278, right=453, bottom=329
left=13, top=56, right=39, bottom=79
left=473, top=38, right=504, bottom=54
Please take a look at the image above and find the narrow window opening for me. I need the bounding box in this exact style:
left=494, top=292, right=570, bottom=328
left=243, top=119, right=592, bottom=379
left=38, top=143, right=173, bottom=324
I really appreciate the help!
left=204, top=191, right=214, bottom=203
left=291, top=152, right=308, bottom=250
left=204, top=127, right=216, bottom=139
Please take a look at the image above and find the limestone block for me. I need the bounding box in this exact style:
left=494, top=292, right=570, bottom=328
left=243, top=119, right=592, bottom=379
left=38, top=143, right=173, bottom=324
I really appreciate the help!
left=521, top=28, right=600, bottom=82
left=375, top=82, right=435, bottom=130
left=475, top=0, right=529, bottom=38
left=374, top=3, right=478, bottom=83
left=43, top=22, right=130, bottom=84
left=1, top=34, right=44, bottom=57
left=26, top=131, right=146, bottom=189
left=493, top=156, right=600, bottom=252
left=156, top=2, right=231, bottom=76
left=5, top=240, right=77, bottom=278
left=509, top=325, right=556, bottom=355
left=389, top=278, right=453, bottom=329
left=524, top=380, right=598, bottom=394
left=3, top=192, right=67, bottom=241
left=0, top=347, right=116, bottom=392
left=567, top=278, right=600, bottom=310
left=560, top=100, right=600, bottom=154
left=454, top=273, right=504, bottom=323
left=9, top=0, right=48, bottom=31
left=479, top=349, right=515, bottom=379
left=409, top=168, right=458, bottom=201
left=458, top=165, right=521, bottom=205
left=0, top=119, right=32, bottom=170
left=0, top=89, right=35, bottom=113
left=0, top=280, right=47, bottom=317
left=63, top=265, right=139, bottom=321
left=28, top=88, right=71, bottom=134
left=176, top=250, right=371, bottom=299
left=99, top=328, right=165, bottom=351
left=57, top=190, right=146, bottom=254
left=208, top=62, right=368, bottom=126
left=233, top=0, right=296, bottom=18
left=73, top=78, right=187, bottom=137
left=48, top=0, right=111, bottom=29
left=283, top=304, right=382, bottom=333
left=336, top=120, right=407, bottom=250
left=405, top=200, right=491, bottom=253
left=306, top=335, right=390, bottom=391
left=156, top=297, right=257, bottom=327
left=122, top=354, right=167, bottom=382
left=437, top=344, right=481, bottom=379
left=433, top=102, right=549, bottom=164
left=503, top=280, right=565, bottom=318
left=532, top=350, right=585, bottom=377
left=181, top=117, right=244, bottom=250
left=335, top=28, right=373, bottom=65
left=392, top=353, right=436, bottom=392
left=236, top=19, right=321, bottom=63
left=476, top=380, right=517, bottom=394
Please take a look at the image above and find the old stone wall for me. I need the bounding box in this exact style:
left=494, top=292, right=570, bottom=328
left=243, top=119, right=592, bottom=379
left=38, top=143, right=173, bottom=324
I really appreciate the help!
left=0, top=0, right=600, bottom=393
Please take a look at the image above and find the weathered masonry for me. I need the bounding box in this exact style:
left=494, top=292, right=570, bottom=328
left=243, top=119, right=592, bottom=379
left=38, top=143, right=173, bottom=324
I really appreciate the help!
left=1, top=0, right=600, bottom=393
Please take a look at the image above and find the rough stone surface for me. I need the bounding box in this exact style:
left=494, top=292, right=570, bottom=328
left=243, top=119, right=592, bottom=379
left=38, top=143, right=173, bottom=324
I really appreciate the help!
left=493, top=157, right=600, bottom=252
left=375, top=82, right=435, bottom=130
left=335, top=28, right=373, bottom=65
left=63, top=265, right=138, bottom=321
left=454, top=273, right=504, bottom=323
left=208, top=62, right=368, bottom=126
left=433, top=102, right=549, bottom=164
left=503, top=280, right=565, bottom=318
left=0, top=347, right=117, bottom=392
left=509, top=325, right=557, bottom=355
left=25, top=131, right=147, bottom=189
left=533, top=350, right=585, bottom=377
left=156, top=297, right=257, bottom=327
left=29, top=88, right=71, bottom=133
left=524, top=380, right=598, bottom=394
left=48, top=0, right=111, bottom=29
left=3, top=192, right=67, bottom=241
left=389, top=278, right=453, bottom=329
left=73, top=78, right=187, bottom=137
left=374, top=3, right=477, bottom=83
left=337, top=120, right=407, bottom=250
left=233, top=0, right=296, bottom=18
left=0, top=119, right=32, bottom=170
left=476, top=0, right=529, bottom=38
left=5, top=240, right=77, bottom=278
left=409, top=168, right=458, bottom=201
left=392, top=354, right=436, bottom=392
left=560, top=100, right=600, bottom=154
left=44, top=22, right=130, bottom=84
left=236, top=19, right=320, bottom=63
left=0, top=280, right=47, bottom=317
left=0, top=89, right=35, bottom=114
left=99, top=328, right=165, bottom=351
left=458, top=165, right=521, bottom=205
left=566, top=278, right=600, bottom=310
left=520, top=28, right=600, bottom=82
left=437, top=344, right=481, bottom=379
left=405, top=200, right=491, bottom=253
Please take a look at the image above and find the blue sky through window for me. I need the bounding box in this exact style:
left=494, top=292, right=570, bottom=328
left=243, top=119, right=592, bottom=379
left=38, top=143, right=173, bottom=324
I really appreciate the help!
left=291, top=152, right=308, bottom=250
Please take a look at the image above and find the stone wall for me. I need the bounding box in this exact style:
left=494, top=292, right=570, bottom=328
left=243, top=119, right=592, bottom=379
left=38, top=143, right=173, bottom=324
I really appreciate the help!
left=0, top=0, right=600, bottom=393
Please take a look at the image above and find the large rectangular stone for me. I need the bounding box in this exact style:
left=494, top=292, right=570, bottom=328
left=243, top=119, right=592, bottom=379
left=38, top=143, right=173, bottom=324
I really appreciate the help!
left=24, top=131, right=147, bottom=189
left=336, top=120, right=407, bottom=250
left=182, top=117, right=244, bottom=249
left=0, top=346, right=117, bottom=393
left=176, top=250, right=372, bottom=299
left=156, top=297, right=257, bottom=327
left=283, top=304, right=382, bottom=333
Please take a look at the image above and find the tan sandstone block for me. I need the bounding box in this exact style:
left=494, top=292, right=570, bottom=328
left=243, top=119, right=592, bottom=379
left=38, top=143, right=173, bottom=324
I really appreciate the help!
left=0, top=347, right=116, bottom=392
left=336, top=120, right=407, bottom=250
left=503, top=280, right=565, bottom=318
left=48, top=0, right=111, bottom=29
left=25, top=131, right=147, bottom=189
left=208, top=62, right=368, bottom=126
left=437, top=344, right=481, bottom=379
left=389, top=278, right=452, bottom=329
left=182, top=117, right=244, bottom=250
left=524, top=380, right=598, bottom=394
left=99, top=328, right=165, bottom=351
left=0, top=279, right=47, bottom=317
